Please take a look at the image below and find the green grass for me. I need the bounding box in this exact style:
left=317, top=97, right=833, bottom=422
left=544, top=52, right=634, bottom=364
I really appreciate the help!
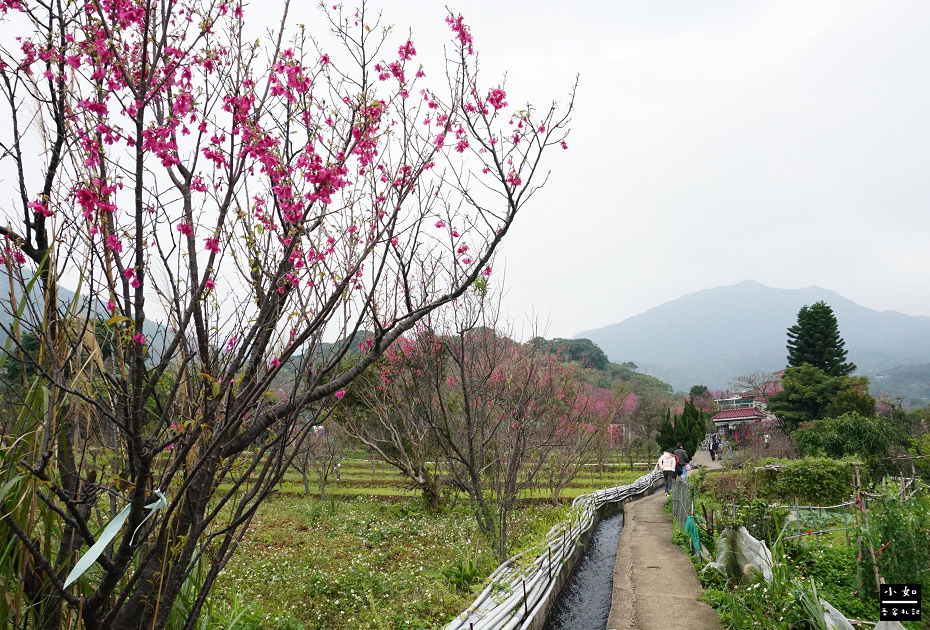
left=211, top=495, right=572, bottom=629
left=207, top=462, right=652, bottom=628
left=274, top=460, right=650, bottom=500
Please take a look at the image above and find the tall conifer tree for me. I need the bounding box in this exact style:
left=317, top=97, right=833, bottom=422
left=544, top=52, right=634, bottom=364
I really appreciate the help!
left=655, top=399, right=706, bottom=456
left=786, top=301, right=856, bottom=376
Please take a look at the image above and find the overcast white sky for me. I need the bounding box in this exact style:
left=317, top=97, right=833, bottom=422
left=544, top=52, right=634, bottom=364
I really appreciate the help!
left=9, top=0, right=920, bottom=340
left=304, top=0, right=930, bottom=338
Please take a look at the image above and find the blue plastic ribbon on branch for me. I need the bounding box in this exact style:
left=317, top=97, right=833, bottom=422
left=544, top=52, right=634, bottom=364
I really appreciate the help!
left=64, top=490, right=167, bottom=588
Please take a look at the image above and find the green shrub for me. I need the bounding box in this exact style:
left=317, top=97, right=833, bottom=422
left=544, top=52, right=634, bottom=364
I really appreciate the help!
left=911, top=434, right=930, bottom=481
left=714, top=499, right=789, bottom=544
left=441, top=559, right=479, bottom=591
left=703, top=471, right=750, bottom=503
left=861, top=494, right=930, bottom=599
left=687, top=466, right=708, bottom=496
left=752, top=457, right=854, bottom=505
left=794, top=413, right=903, bottom=481
left=671, top=525, right=691, bottom=550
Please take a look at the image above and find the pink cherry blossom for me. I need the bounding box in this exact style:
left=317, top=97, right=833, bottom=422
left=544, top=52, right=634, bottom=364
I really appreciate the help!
left=28, top=200, right=52, bottom=217
left=445, top=14, right=474, bottom=54
left=133, top=333, right=146, bottom=345
left=204, top=237, right=220, bottom=253
left=335, top=389, right=346, bottom=399
left=105, top=234, right=122, bottom=253
left=398, top=40, right=417, bottom=60
left=487, top=88, right=507, bottom=111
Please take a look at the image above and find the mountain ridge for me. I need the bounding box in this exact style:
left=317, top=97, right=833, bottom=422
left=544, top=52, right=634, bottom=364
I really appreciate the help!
left=575, top=280, right=930, bottom=398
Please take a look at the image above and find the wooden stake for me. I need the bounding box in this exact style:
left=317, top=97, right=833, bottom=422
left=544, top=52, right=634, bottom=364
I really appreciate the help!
left=855, top=465, right=883, bottom=594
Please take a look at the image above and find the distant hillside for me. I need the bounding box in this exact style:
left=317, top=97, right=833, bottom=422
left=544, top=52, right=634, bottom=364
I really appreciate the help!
left=870, top=363, right=930, bottom=409
left=576, top=280, right=930, bottom=395
left=0, top=272, right=170, bottom=361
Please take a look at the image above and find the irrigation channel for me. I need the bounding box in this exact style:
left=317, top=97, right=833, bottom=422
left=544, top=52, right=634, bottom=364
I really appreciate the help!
left=540, top=510, right=624, bottom=630
left=443, top=470, right=663, bottom=630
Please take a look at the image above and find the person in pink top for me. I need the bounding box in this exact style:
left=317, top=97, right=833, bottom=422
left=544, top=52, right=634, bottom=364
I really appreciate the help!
left=658, top=449, right=678, bottom=496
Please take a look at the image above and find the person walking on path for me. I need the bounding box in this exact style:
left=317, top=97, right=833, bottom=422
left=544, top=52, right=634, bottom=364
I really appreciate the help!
left=690, top=447, right=723, bottom=470
left=674, top=443, right=691, bottom=479
left=659, top=449, right=677, bottom=495
left=709, top=435, right=719, bottom=461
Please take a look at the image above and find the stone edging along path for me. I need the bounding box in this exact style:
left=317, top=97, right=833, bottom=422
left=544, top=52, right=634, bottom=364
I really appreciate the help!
left=443, top=470, right=664, bottom=630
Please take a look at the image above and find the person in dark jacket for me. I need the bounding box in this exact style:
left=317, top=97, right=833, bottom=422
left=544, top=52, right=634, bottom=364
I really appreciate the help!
left=674, top=443, right=690, bottom=479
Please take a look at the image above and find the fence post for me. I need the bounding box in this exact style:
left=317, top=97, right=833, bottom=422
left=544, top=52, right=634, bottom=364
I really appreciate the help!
left=842, top=501, right=850, bottom=547
left=855, top=465, right=883, bottom=594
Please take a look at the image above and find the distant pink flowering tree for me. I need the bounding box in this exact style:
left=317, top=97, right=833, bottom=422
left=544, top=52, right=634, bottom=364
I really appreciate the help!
left=0, top=0, right=573, bottom=627
left=287, top=421, right=351, bottom=498
left=341, top=328, right=454, bottom=511
left=730, top=372, right=781, bottom=401
left=542, top=383, right=628, bottom=504
left=366, top=291, right=579, bottom=557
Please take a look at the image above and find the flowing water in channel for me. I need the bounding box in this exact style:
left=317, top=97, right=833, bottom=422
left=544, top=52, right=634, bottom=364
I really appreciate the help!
left=541, top=509, right=624, bottom=630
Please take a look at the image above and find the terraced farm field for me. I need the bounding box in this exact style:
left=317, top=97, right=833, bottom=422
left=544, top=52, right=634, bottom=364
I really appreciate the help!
left=210, top=460, right=653, bottom=629
left=275, top=458, right=652, bottom=500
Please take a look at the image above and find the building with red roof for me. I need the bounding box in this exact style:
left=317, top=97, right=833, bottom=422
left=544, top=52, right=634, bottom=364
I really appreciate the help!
left=711, top=406, right=767, bottom=431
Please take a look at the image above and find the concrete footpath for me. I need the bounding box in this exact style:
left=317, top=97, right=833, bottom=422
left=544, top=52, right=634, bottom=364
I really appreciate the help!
left=691, top=447, right=724, bottom=471
left=607, top=484, right=723, bottom=630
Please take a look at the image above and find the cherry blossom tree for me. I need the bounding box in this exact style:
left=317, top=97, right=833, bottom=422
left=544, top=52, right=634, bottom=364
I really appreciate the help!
left=341, top=330, right=453, bottom=510
left=287, top=419, right=351, bottom=498
left=731, top=371, right=782, bottom=401
left=0, top=0, right=573, bottom=626
left=395, top=294, right=576, bottom=558
left=541, top=383, right=623, bottom=504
